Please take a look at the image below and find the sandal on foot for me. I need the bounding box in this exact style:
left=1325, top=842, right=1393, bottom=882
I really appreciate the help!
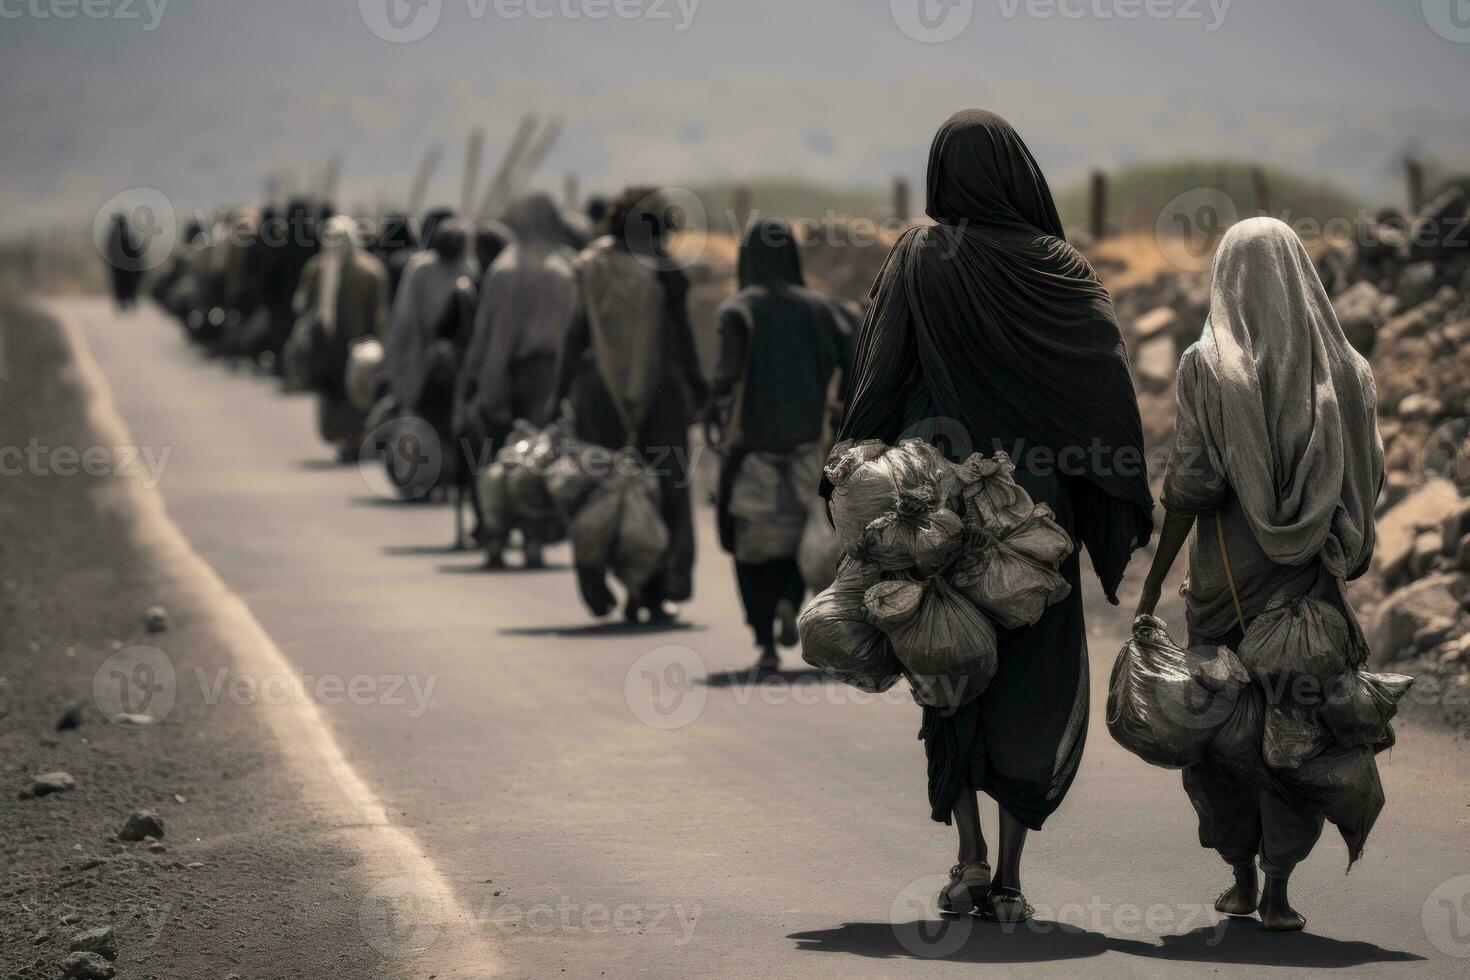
left=976, top=886, right=1034, bottom=923
left=936, top=862, right=992, bottom=916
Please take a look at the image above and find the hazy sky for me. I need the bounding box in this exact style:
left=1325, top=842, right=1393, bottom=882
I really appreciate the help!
left=2, top=0, right=1469, bottom=232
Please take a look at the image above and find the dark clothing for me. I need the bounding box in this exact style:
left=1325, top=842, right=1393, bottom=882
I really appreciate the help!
left=825, top=110, right=1154, bottom=602
left=833, top=111, right=1151, bottom=831
left=104, top=216, right=144, bottom=307
left=736, top=559, right=806, bottom=647
left=553, top=247, right=707, bottom=605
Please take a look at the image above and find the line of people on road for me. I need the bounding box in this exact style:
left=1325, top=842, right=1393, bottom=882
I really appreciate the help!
left=122, top=107, right=1391, bottom=937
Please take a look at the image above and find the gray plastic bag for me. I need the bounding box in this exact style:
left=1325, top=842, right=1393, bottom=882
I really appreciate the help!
left=797, top=504, right=842, bottom=594
left=864, top=577, right=998, bottom=683
left=476, top=463, right=517, bottom=537
left=954, top=451, right=1034, bottom=533
left=1280, top=745, right=1385, bottom=866
left=1319, top=671, right=1415, bottom=749
left=569, top=463, right=668, bottom=591
left=826, top=440, right=946, bottom=558
left=1263, top=703, right=1333, bottom=771
left=862, top=507, right=965, bottom=576
left=798, top=559, right=903, bottom=694
left=1106, top=616, right=1245, bottom=770
left=951, top=506, right=1073, bottom=630
left=1239, top=594, right=1352, bottom=695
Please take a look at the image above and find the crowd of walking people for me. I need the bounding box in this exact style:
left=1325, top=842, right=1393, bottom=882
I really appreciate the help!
left=112, top=108, right=1399, bottom=935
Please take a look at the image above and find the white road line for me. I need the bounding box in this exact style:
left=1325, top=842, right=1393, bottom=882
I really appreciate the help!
left=49, top=302, right=500, bottom=977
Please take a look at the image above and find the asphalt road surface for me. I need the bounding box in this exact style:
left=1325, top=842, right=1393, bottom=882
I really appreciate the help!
left=65, top=296, right=1470, bottom=977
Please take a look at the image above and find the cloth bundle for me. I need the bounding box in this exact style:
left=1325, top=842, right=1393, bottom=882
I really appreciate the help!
left=801, top=439, right=1073, bottom=709
left=549, top=444, right=670, bottom=594
left=729, top=447, right=824, bottom=564
left=476, top=422, right=570, bottom=541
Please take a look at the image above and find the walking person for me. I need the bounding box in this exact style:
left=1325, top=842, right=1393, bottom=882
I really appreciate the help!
left=549, top=187, right=709, bottom=623
left=712, top=217, right=848, bottom=672
left=1136, top=217, right=1385, bottom=932
left=823, top=110, right=1155, bottom=921
left=456, top=195, right=581, bottom=565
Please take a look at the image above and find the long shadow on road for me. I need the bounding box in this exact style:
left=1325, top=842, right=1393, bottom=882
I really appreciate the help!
left=789, top=918, right=1424, bottom=968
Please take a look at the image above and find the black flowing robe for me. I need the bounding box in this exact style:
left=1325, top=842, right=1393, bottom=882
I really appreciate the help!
left=827, top=110, right=1155, bottom=830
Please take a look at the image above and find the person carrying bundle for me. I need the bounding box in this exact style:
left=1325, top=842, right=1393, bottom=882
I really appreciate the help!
left=380, top=216, right=477, bottom=500
left=288, top=216, right=390, bottom=462
left=1136, top=217, right=1392, bottom=932
left=456, top=195, right=581, bottom=566
left=548, top=187, right=709, bottom=623
left=820, top=110, right=1155, bottom=922
left=711, top=217, right=849, bottom=673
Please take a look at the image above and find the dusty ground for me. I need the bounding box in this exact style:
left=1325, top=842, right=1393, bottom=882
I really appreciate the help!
left=0, top=303, right=385, bottom=979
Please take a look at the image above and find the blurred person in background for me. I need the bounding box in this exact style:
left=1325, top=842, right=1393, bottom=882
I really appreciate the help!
left=549, top=186, right=709, bottom=623
left=373, top=212, right=420, bottom=302
left=711, top=217, right=849, bottom=673
left=381, top=216, right=477, bottom=500
left=104, top=211, right=145, bottom=311
left=1137, top=217, right=1385, bottom=933
left=824, top=110, right=1154, bottom=922
left=290, top=215, right=391, bottom=462
left=456, top=195, right=580, bottom=566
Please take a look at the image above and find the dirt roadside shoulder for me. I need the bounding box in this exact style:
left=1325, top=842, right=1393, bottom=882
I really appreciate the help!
left=0, top=302, right=486, bottom=979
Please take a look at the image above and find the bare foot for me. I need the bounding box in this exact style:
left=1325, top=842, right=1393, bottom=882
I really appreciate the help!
left=1260, top=878, right=1306, bottom=932
left=1215, top=863, right=1259, bottom=916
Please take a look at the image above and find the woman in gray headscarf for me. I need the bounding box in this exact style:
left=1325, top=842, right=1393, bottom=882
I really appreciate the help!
left=456, top=194, right=581, bottom=566
left=1138, top=217, right=1385, bottom=931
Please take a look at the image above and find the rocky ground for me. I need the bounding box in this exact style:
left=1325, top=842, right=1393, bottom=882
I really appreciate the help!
left=1102, top=185, right=1470, bottom=734
left=0, top=304, right=384, bottom=979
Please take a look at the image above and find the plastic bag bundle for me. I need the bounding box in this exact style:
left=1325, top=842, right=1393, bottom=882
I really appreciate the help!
left=951, top=506, right=1072, bottom=630
left=1263, top=704, right=1333, bottom=771
left=825, top=440, right=952, bottom=557
left=904, top=659, right=996, bottom=711
left=1106, top=616, right=1246, bottom=770
left=798, top=559, right=903, bottom=693
left=1205, top=683, right=1273, bottom=784
left=1279, top=746, right=1385, bottom=865
left=346, top=337, right=385, bottom=413
left=546, top=448, right=604, bottom=517
left=864, top=577, right=997, bottom=680
left=862, top=507, right=966, bottom=577
left=797, top=505, right=842, bottom=594
left=1238, top=594, right=1352, bottom=694
left=954, top=452, right=1034, bottom=533
left=498, top=423, right=563, bottom=522
left=1319, top=671, right=1415, bottom=749
left=568, top=462, right=669, bottom=592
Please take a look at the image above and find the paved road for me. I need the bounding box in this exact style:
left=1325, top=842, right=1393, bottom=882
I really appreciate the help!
left=67, top=296, right=1470, bottom=977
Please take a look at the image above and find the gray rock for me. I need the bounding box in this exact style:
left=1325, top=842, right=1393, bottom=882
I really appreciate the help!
left=1134, top=334, right=1178, bottom=394
left=67, top=926, right=118, bottom=962
left=1331, top=280, right=1384, bottom=355
left=1413, top=530, right=1446, bottom=578
left=1396, top=261, right=1439, bottom=308
left=60, top=952, right=115, bottom=979
left=1133, top=307, right=1179, bottom=342
left=1398, top=393, right=1445, bottom=420
left=118, top=809, right=165, bottom=842
left=1375, top=480, right=1465, bottom=586
left=27, top=772, right=76, bottom=798
left=1369, top=573, right=1467, bottom=662
left=143, top=605, right=170, bottom=633
left=1459, top=534, right=1470, bottom=574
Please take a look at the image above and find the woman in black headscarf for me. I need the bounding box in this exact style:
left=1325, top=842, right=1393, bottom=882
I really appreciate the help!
left=104, top=212, right=145, bottom=311
left=549, top=187, right=709, bottom=622
left=826, top=110, right=1154, bottom=921
left=713, top=218, right=848, bottom=671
